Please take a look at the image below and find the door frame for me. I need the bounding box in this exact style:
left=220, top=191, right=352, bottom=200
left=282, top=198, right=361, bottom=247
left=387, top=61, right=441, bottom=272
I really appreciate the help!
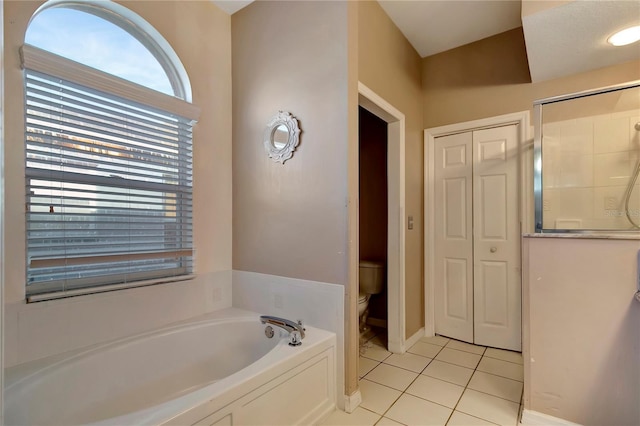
left=357, top=82, right=406, bottom=353
left=424, top=111, right=531, bottom=337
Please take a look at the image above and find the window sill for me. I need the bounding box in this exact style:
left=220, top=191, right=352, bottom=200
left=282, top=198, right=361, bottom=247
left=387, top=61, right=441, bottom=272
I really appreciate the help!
left=27, top=274, right=195, bottom=303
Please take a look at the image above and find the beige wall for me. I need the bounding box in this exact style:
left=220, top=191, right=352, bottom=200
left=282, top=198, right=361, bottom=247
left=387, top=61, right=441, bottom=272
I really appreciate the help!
left=231, top=1, right=357, bottom=400
left=523, top=236, right=640, bottom=425
left=2, top=0, right=232, bottom=360
left=358, top=0, right=424, bottom=338
left=422, top=27, right=640, bottom=129
left=232, top=1, right=349, bottom=286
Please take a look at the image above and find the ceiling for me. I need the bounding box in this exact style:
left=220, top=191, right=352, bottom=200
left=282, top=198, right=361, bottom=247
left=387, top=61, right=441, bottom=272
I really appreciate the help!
left=212, top=0, right=640, bottom=83
left=521, top=0, right=640, bottom=82
left=378, top=0, right=522, bottom=58
left=212, top=0, right=253, bottom=15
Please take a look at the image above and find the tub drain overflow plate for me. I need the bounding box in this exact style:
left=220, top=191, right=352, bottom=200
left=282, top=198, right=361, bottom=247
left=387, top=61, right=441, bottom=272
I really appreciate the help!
left=264, top=325, right=275, bottom=338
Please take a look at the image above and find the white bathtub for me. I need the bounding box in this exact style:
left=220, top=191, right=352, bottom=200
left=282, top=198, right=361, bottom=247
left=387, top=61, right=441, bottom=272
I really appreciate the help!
left=5, top=308, right=337, bottom=425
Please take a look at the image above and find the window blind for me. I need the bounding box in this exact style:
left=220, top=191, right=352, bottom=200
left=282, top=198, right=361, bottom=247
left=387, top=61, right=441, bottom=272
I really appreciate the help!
left=25, top=68, right=194, bottom=299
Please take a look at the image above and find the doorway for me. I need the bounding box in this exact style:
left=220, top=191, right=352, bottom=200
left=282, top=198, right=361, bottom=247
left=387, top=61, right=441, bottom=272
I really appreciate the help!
left=358, top=107, right=388, bottom=336
left=357, top=82, right=406, bottom=353
left=424, top=112, right=529, bottom=352
left=347, top=82, right=406, bottom=411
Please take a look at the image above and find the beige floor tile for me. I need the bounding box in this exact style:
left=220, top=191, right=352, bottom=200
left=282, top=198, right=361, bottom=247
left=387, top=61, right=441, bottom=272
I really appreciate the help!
left=422, top=360, right=474, bottom=387
left=320, top=407, right=381, bottom=426
left=369, top=334, right=388, bottom=348
left=445, top=339, right=486, bottom=355
left=447, top=411, right=498, bottom=425
left=361, top=343, right=393, bottom=362
left=360, top=356, right=380, bottom=378
left=456, top=389, right=520, bottom=426
left=375, top=417, right=406, bottom=426
left=385, top=393, right=452, bottom=426
left=420, top=335, right=450, bottom=346
left=467, top=371, right=523, bottom=403
left=476, top=357, right=524, bottom=382
left=408, top=341, right=443, bottom=358
left=366, top=363, right=420, bottom=391
left=435, top=348, right=482, bottom=369
left=360, top=328, right=377, bottom=343
left=484, top=348, right=523, bottom=365
left=384, top=352, right=432, bottom=373
left=359, top=379, right=402, bottom=415
left=405, top=375, right=464, bottom=409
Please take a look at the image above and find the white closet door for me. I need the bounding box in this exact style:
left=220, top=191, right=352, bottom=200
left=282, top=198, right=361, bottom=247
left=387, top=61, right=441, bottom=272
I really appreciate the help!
left=434, top=132, right=474, bottom=343
left=433, top=124, right=521, bottom=351
left=472, top=125, right=521, bottom=351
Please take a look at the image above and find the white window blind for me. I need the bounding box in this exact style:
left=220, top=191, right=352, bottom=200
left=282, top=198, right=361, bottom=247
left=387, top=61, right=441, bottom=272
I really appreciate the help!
left=24, top=55, right=195, bottom=300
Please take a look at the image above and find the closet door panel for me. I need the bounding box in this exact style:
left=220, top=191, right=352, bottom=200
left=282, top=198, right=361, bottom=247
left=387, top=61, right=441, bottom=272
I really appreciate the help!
left=434, top=132, right=473, bottom=343
left=472, top=125, right=521, bottom=351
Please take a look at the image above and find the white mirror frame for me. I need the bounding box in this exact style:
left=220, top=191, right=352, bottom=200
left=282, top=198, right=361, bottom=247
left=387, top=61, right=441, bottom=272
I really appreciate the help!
left=263, top=111, right=301, bottom=164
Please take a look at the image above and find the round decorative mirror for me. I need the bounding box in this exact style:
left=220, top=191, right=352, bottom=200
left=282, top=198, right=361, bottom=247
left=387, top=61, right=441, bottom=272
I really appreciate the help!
left=264, top=111, right=301, bottom=164
left=272, top=124, right=289, bottom=150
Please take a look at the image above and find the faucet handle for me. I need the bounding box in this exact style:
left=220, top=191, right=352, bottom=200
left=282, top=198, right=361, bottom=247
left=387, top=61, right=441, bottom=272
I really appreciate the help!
left=297, top=319, right=306, bottom=331
left=289, top=330, right=302, bottom=346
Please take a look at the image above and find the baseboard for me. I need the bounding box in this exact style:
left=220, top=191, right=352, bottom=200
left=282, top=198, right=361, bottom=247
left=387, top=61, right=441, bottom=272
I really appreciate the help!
left=366, top=317, right=387, bottom=328
left=388, top=327, right=424, bottom=354
left=343, top=390, right=362, bottom=414
left=404, top=327, right=424, bottom=351
left=520, top=409, right=582, bottom=426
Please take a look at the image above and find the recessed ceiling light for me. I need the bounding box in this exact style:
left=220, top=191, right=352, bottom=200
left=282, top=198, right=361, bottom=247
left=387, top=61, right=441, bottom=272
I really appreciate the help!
left=608, top=25, right=640, bottom=46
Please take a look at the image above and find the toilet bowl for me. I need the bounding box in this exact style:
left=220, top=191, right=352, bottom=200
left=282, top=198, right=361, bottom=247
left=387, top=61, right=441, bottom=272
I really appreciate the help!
left=358, top=292, right=370, bottom=318
left=358, top=260, right=385, bottom=336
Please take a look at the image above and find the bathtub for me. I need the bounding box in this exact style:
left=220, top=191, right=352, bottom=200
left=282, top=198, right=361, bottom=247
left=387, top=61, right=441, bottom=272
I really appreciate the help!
left=5, top=308, right=337, bottom=425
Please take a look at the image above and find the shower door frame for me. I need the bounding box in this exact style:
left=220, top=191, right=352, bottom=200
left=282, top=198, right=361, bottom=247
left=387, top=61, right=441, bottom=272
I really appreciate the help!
left=533, top=79, right=640, bottom=233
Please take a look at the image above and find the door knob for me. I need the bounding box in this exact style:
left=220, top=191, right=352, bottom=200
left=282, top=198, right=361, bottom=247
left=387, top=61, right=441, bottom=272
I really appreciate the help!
left=490, top=247, right=497, bottom=253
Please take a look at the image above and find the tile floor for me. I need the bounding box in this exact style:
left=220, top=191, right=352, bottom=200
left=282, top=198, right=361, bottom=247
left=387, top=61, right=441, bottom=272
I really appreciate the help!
left=321, top=330, right=524, bottom=426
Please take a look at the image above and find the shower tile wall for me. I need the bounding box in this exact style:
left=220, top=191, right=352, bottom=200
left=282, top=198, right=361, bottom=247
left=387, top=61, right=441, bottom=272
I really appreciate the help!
left=543, top=111, right=640, bottom=230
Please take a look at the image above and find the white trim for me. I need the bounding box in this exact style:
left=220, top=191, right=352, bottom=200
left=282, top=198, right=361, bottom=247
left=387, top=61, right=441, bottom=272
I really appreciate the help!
left=0, top=2, right=5, bottom=419
left=358, top=82, right=406, bottom=356
left=21, top=45, right=200, bottom=121
left=401, top=327, right=425, bottom=352
left=424, top=111, right=530, bottom=339
left=343, top=390, right=362, bottom=414
left=520, top=409, right=583, bottom=426
left=29, top=0, right=193, bottom=102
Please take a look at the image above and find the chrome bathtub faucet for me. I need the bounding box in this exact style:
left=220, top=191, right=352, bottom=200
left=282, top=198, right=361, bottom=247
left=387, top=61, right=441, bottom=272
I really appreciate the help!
left=260, top=315, right=306, bottom=346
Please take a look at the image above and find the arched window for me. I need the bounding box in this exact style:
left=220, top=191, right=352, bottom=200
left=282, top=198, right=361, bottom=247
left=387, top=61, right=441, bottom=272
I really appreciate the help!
left=23, top=1, right=199, bottom=301
left=26, top=7, right=174, bottom=95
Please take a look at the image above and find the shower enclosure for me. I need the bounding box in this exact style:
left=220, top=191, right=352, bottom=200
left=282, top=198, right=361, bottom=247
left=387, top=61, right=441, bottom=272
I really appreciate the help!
left=534, top=81, right=640, bottom=232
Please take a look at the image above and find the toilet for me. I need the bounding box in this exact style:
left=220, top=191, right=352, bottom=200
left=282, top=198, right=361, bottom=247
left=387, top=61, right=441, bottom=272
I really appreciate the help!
left=358, top=260, right=385, bottom=335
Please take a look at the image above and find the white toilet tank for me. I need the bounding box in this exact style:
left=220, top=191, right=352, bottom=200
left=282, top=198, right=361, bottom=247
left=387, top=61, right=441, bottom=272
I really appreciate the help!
left=359, top=260, right=385, bottom=294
